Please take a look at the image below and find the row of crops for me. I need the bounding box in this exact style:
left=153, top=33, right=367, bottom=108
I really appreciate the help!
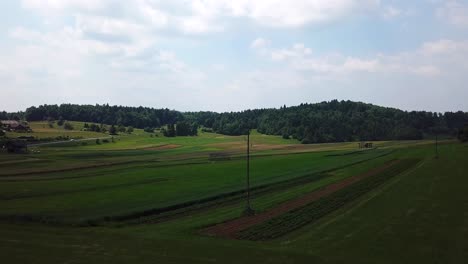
left=237, top=159, right=420, bottom=241
left=108, top=151, right=395, bottom=225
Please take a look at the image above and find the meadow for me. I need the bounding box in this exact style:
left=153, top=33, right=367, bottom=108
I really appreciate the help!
left=0, top=122, right=466, bottom=263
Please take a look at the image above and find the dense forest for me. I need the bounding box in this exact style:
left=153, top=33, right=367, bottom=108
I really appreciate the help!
left=194, top=101, right=468, bottom=143
left=19, top=104, right=182, bottom=128
left=3, top=101, right=468, bottom=143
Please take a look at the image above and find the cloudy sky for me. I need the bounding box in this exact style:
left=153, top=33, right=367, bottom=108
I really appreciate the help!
left=1, top=0, right=468, bottom=112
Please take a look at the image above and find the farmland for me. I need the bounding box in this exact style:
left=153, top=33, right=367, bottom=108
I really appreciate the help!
left=0, top=121, right=467, bottom=263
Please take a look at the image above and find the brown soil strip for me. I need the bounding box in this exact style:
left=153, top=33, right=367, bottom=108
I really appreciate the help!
left=202, top=159, right=401, bottom=238
left=142, top=144, right=181, bottom=151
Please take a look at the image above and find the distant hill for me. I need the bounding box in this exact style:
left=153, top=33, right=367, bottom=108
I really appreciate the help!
left=2, top=100, right=467, bottom=143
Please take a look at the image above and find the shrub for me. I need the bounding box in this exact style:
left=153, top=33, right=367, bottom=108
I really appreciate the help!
left=57, top=117, right=65, bottom=126
left=109, top=125, right=117, bottom=135
left=63, top=122, right=74, bottom=130
left=118, top=125, right=126, bottom=133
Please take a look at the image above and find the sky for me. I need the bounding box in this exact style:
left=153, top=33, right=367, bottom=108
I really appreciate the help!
left=1, top=0, right=468, bottom=113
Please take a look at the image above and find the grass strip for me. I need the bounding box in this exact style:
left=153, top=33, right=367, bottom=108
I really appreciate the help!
left=237, top=159, right=420, bottom=241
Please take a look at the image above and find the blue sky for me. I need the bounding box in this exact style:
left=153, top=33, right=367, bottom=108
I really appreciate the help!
left=1, top=0, right=468, bottom=112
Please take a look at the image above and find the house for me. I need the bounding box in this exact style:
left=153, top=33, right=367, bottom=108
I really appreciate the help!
left=1, top=120, right=31, bottom=132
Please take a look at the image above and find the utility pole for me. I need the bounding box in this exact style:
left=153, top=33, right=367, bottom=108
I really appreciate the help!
left=243, top=129, right=254, bottom=216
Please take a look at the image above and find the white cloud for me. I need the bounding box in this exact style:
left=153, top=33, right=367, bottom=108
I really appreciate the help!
left=250, top=38, right=270, bottom=49
left=271, top=43, right=312, bottom=61
left=21, top=0, right=381, bottom=34
left=383, top=6, right=402, bottom=20
left=421, top=39, right=468, bottom=55
left=437, top=1, right=468, bottom=27
left=21, top=0, right=109, bottom=15
left=253, top=39, right=468, bottom=77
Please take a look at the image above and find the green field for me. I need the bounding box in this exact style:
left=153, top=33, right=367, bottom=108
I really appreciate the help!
left=0, top=122, right=466, bottom=263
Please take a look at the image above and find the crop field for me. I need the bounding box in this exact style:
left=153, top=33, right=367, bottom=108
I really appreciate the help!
left=0, top=123, right=466, bottom=263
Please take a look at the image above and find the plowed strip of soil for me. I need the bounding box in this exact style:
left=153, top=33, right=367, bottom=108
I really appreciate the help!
left=202, top=159, right=401, bottom=238
left=143, top=144, right=181, bottom=150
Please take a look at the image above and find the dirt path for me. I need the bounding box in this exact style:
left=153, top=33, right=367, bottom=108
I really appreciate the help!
left=142, top=144, right=181, bottom=151
left=202, top=159, right=401, bottom=239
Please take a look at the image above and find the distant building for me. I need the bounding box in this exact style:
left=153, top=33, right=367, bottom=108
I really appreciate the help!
left=1, top=120, right=31, bottom=132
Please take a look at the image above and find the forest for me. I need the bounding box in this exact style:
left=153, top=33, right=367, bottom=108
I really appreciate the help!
left=2, top=100, right=468, bottom=143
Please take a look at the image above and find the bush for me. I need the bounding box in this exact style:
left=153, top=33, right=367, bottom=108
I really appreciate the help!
left=102, top=139, right=110, bottom=143
left=127, top=126, right=134, bottom=134
left=282, top=134, right=290, bottom=139
left=109, top=125, right=117, bottom=135
left=118, top=125, right=126, bottom=133
left=144, top=127, right=154, bottom=133
left=458, top=124, right=468, bottom=142
left=63, top=122, right=74, bottom=130
left=57, top=117, right=65, bottom=126
left=96, top=139, right=101, bottom=145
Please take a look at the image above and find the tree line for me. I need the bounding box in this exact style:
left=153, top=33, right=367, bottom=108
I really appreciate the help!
left=189, top=100, right=468, bottom=143
left=3, top=101, right=468, bottom=143
left=22, top=104, right=182, bottom=128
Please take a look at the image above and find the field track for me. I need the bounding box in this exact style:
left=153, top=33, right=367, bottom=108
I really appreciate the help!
left=202, top=159, right=401, bottom=238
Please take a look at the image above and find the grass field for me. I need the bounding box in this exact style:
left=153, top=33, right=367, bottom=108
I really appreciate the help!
left=0, top=122, right=466, bottom=263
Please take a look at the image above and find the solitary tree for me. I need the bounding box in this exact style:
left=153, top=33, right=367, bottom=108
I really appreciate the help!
left=164, top=124, right=176, bottom=137
left=118, top=124, right=126, bottom=133
left=57, top=117, right=65, bottom=126
left=109, top=125, right=117, bottom=135
left=63, top=122, right=74, bottom=130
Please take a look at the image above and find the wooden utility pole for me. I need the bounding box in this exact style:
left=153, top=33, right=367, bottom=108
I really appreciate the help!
left=244, top=129, right=254, bottom=216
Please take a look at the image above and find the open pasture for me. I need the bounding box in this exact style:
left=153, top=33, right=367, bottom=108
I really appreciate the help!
left=0, top=125, right=465, bottom=264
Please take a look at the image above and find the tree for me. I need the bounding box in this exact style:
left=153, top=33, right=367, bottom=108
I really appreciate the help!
left=89, top=123, right=100, bottom=132
left=63, top=122, right=74, bottom=130
left=458, top=124, right=468, bottom=142
left=0, top=130, right=5, bottom=137
left=127, top=126, right=134, bottom=134
left=118, top=124, right=126, bottom=133
left=176, top=121, right=191, bottom=136
left=57, top=117, right=65, bottom=126
left=95, top=139, right=101, bottom=145
left=191, top=123, right=199, bottom=136
left=109, top=125, right=117, bottom=135
left=144, top=127, right=154, bottom=133
left=164, top=124, right=176, bottom=137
